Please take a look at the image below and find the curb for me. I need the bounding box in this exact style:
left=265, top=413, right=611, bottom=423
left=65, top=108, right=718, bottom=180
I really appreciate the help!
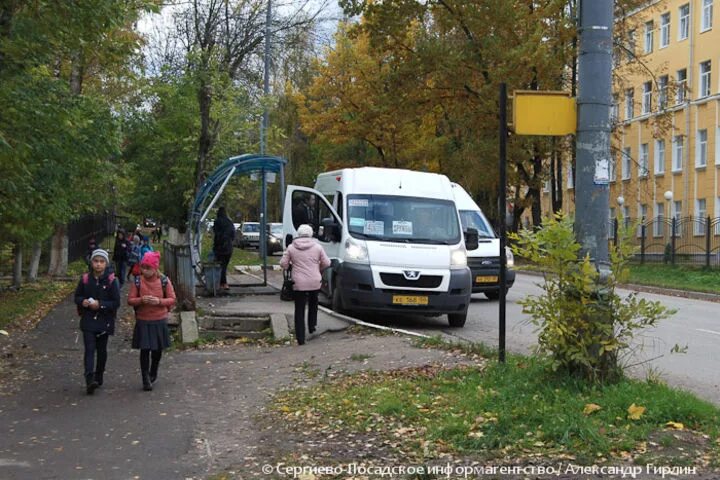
left=234, top=264, right=282, bottom=272
left=516, top=270, right=720, bottom=303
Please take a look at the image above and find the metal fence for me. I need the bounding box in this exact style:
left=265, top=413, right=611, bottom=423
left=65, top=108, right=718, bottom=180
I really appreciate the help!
left=610, top=216, right=720, bottom=267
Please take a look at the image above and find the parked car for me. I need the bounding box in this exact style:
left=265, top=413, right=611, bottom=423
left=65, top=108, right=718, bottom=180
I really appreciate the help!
left=235, top=222, right=260, bottom=248
left=143, top=217, right=156, bottom=228
left=267, top=222, right=283, bottom=254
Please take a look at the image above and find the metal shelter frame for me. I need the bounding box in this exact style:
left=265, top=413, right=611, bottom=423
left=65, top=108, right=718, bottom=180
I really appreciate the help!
left=189, top=153, right=287, bottom=286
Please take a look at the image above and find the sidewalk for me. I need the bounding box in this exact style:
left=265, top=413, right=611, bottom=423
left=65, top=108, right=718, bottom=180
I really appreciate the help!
left=0, top=271, right=469, bottom=479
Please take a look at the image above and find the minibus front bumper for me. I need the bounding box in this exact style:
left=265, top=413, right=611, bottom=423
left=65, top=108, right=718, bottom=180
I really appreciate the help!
left=334, top=263, right=472, bottom=315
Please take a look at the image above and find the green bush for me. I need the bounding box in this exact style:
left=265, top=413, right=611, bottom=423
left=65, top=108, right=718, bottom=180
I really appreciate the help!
left=511, top=214, right=674, bottom=383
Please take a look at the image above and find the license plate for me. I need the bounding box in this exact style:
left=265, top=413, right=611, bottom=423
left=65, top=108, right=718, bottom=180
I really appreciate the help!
left=475, top=275, right=498, bottom=283
left=392, top=295, right=429, bottom=306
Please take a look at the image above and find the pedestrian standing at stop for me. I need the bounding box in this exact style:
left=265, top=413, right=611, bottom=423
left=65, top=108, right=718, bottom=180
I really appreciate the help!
left=112, top=229, right=128, bottom=286
left=212, top=206, right=235, bottom=290
left=128, top=251, right=176, bottom=391
left=74, top=249, right=120, bottom=395
left=280, top=224, right=331, bottom=345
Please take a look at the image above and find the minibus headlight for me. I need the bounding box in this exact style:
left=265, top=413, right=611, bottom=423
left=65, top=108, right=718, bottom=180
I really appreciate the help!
left=345, top=238, right=369, bottom=263
left=505, top=247, right=514, bottom=267
left=450, top=247, right=467, bottom=268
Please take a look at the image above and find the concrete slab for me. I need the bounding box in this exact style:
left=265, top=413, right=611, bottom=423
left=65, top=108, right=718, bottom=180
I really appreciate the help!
left=180, top=311, right=199, bottom=344
left=270, top=313, right=289, bottom=339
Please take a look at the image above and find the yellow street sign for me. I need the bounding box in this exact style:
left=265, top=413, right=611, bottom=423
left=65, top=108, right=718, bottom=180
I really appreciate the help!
left=512, top=90, right=576, bottom=136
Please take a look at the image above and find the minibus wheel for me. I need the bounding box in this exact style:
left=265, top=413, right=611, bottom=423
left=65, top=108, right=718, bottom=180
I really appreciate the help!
left=448, top=312, right=467, bottom=327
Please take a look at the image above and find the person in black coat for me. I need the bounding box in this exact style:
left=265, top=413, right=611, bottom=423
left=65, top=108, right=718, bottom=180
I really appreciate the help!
left=74, top=249, right=121, bottom=395
left=112, top=230, right=129, bottom=286
left=212, top=206, right=235, bottom=290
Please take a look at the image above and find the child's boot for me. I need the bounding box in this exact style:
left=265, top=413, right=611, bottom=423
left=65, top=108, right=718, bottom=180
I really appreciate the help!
left=150, top=361, right=160, bottom=384
left=141, top=371, right=152, bottom=391
left=86, top=373, right=99, bottom=395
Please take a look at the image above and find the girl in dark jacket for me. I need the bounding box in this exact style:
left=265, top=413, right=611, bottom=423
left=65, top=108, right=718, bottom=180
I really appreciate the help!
left=74, top=249, right=120, bottom=395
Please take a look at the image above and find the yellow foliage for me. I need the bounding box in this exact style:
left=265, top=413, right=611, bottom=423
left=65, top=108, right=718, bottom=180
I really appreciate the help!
left=627, top=403, right=646, bottom=420
left=583, top=403, right=602, bottom=415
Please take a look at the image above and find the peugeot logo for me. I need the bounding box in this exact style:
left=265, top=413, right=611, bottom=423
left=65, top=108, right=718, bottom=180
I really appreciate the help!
left=402, top=270, right=421, bottom=280
left=481, top=260, right=493, bottom=265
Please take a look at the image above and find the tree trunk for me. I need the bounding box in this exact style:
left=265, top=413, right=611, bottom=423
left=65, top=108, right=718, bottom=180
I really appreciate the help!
left=530, top=187, right=542, bottom=227
left=12, top=243, right=22, bottom=289
left=27, top=242, right=41, bottom=282
left=195, top=81, right=213, bottom=195
left=48, top=224, right=68, bottom=276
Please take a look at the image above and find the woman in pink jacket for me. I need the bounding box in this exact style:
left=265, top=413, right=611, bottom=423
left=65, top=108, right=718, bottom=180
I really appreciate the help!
left=280, top=224, right=331, bottom=345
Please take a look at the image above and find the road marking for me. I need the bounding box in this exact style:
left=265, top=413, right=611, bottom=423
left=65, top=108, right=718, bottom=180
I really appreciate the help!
left=696, top=328, right=720, bottom=336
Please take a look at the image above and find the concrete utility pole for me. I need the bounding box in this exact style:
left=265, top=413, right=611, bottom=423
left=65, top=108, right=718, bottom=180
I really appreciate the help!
left=260, top=0, right=272, bottom=155
left=574, top=0, right=613, bottom=277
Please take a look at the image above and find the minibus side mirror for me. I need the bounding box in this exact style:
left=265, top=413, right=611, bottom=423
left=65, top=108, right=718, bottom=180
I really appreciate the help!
left=321, top=218, right=341, bottom=243
left=464, top=228, right=479, bottom=251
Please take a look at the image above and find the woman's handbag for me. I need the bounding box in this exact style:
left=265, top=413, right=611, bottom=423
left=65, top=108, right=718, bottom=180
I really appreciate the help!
left=280, top=267, right=294, bottom=301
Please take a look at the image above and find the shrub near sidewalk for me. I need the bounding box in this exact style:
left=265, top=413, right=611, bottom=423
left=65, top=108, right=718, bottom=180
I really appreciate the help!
left=510, top=214, right=674, bottom=383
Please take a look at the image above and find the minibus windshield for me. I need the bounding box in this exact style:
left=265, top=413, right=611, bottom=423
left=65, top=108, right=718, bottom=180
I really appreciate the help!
left=458, top=210, right=495, bottom=238
left=346, top=195, right=461, bottom=244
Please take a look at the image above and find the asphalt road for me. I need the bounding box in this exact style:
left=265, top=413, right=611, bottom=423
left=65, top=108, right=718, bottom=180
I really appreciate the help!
left=353, top=273, right=720, bottom=405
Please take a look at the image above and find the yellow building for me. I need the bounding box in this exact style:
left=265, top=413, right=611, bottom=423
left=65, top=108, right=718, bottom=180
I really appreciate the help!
left=543, top=0, right=720, bottom=234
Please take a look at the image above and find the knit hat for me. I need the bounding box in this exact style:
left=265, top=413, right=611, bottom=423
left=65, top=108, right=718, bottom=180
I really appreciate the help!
left=140, top=251, right=161, bottom=270
left=297, top=224, right=313, bottom=238
left=133, top=235, right=140, bottom=243
left=90, top=249, right=109, bottom=263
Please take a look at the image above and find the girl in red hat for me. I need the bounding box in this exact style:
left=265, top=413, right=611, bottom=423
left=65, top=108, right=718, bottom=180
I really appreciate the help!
left=128, top=251, right=176, bottom=391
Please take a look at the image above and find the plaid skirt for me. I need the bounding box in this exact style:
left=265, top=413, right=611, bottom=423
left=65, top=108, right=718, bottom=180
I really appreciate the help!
left=132, top=319, right=171, bottom=350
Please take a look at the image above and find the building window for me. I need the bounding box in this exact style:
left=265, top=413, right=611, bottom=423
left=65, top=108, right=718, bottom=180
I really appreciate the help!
left=697, top=129, right=708, bottom=167
left=672, top=135, right=684, bottom=171
left=611, top=94, right=619, bottom=122
left=609, top=155, right=617, bottom=182
left=700, top=60, right=712, bottom=97
left=715, top=197, right=720, bottom=234
left=716, top=127, right=720, bottom=165
left=622, top=147, right=632, bottom=180
left=622, top=206, right=631, bottom=228
left=642, top=81, right=652, bottom=114
left=660, top=12, right=671, bottom=47
left=658, top=75, right=669, bottom=109
left=695, top=199, right=707, bottom=235
left=638, top=204, right=648, bottom=237
left=679, top=4, right=690, bottom=40
left=655, top=139, right=665, bottom=174
left=676, top=68, right=687, bottom=102
left=654, top=203, right=665, bottom=237
left=644, top=20, right=654, bottom=53
left=673, top=200, right=682, bottom=221
left=625, top=88, right=634, bottom=119
left=702, top=0, right=713, bottom=31
left=567, top=163, right=574, bottom=189
left=640, top=143, right=649, bottom=176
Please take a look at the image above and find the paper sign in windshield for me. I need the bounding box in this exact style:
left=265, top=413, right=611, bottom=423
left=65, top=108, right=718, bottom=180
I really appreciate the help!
left=392, top=221, right=413, bottom=235
left=348, top=199, right=369, bottom=207
left=364, top=221, right=384, bottom=235
left=349, top=217, right=365, bottom=227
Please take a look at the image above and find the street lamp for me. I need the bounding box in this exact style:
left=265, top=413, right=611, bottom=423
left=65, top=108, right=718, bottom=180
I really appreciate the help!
left=664, top=190, right=673, bottom=221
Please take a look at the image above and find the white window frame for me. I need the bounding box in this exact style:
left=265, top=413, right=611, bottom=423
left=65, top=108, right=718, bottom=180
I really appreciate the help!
left=609, top=155, right=617, bottom=182
left=695, top=198, right=707, bottom=235
left=697, top=129, right=708, bottom=167
left=660, top=12, right=671, bottom=47
left=567, top=163, right=574, bottom=189
left=637, top=204, right=648, bottom=237
left=644, top=20, right=654, bottom=53
left=673, top=200, right=683, bottom=237
left=702, top=0, right=713, bottom=31
left=700, top=60, right=712, bottom=97
left=655, top=139, right=666, bottom=174
left=626, top=29, right=636, bottom=61
left=715, top=197, right=720, bottom=234
left=673, top=136, right=684, bottom=171
left=625, top=89, right=634, bottom=119
left=642, top=81, right=652, bottom=114
left=658, top=75, right=668, bottom=109
left=622, top=147, right=632, bottom=180
left=676, top=68, right=687, bottom=103
left=655, top=203, right=665, bottom=237
left=640, top=143, right=649, bottom=176
left=622, top=206, right=631, bottom=228
left=679, top=4, right=690, bottom=40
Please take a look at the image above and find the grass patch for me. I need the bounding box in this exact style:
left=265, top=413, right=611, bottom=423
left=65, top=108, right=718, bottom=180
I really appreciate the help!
left=0, top=260, right=87, bottom=331
left=275, top=355, right=720, bottom=464
left=627, top=264, right=720, bottom=294
left=197, top=235, right=279, bottom=267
